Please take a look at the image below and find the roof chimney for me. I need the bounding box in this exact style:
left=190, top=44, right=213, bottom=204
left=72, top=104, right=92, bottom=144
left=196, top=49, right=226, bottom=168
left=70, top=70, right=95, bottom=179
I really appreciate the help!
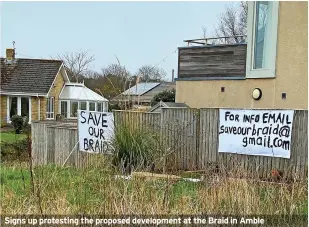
left=172, top=69, right=174, bottom=82
left=6, top=48, right=15, bottom=61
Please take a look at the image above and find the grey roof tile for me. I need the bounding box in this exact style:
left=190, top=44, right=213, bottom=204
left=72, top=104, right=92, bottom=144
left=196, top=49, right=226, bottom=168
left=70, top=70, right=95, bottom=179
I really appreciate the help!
left=1, top=58, right=63, bottom=94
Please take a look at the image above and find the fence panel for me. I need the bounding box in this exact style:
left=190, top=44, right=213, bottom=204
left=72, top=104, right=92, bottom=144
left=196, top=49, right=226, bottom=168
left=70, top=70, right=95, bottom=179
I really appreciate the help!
left=31, top=109, right=308, bottom=179
left=161, top=108, right=198, bottom=170
left=113, top=110, right=161, bottom=131
left=198, top=109, right=308, bottom=179
left=31, top=121, right=55, bottom=166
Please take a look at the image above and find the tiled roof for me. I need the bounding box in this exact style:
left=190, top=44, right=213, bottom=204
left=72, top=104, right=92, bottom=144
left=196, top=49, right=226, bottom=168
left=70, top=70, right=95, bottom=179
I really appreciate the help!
left=0, top=58, right=63, bottom=94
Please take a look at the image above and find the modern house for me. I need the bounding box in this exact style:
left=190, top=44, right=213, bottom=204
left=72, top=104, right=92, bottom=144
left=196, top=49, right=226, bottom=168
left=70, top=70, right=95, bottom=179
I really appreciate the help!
left=0, top=49, right=108, bottom=125
left=175, top=1, right=307, bottom=110
left=113, top=82, right=175, bottom=105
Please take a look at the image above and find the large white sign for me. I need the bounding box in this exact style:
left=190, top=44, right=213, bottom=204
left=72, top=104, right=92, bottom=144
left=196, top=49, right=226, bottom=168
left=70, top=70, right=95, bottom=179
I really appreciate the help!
left=78, top=110, right=114, bottom=153
left=218, top=109, right=294, bottom=159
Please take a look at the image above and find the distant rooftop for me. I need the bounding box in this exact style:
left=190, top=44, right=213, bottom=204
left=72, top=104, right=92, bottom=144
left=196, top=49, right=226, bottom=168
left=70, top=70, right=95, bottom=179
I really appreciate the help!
left=149, top=101, right=188, bottom=112
left=122, top=82, right=160, bottom=96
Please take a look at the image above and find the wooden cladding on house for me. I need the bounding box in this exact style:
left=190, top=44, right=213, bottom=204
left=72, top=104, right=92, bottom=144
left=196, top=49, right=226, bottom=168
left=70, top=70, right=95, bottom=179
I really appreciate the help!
left=178, top=44, right=247, bottom=79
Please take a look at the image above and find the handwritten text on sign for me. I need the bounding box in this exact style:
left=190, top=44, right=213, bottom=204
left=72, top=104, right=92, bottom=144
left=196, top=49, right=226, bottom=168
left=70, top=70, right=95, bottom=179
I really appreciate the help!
left=218, top=109, right=294, bottom=159
left=78, top=110, right=114, bottom=153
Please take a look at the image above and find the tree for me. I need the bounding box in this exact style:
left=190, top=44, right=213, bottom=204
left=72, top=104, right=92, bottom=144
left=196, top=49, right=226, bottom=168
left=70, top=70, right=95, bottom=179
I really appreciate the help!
left=214, top=1, right=248, bottom=44
left=57, top=50, right=95, bottom=82
left=102, top=64, right=130, bottom=78
left=100, top=64, right=132, bottom=98
left=82, top=62, right=134, bottom=101
left=136, top=65, right=166, bottom=82
left=202, top=26, right=207, bottom=39
left=150, top=89, right=175, bottom=106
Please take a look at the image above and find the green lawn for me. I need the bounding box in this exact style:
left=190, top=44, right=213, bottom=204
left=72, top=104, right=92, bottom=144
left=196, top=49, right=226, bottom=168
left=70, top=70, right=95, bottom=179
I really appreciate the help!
left=0, top=132, right=27, bottom=143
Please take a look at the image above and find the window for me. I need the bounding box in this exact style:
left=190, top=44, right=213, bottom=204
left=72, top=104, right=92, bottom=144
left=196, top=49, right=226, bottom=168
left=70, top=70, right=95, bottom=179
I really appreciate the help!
left=89, top=102, right=96, bottom=111
left=70, top=101, right=78, bottom=117
left=9, top=97, right=18, bottom=118
left=97, top=103, right=103, bottom=112
left=254, top=2, right=268, bottom=69
left=8, top=96, right=30, bottom=122
left=61, top=101, right=68, bottom=118
left=80, top=101, right=87, bottom=110
left=46, top=97, right=54, bottom=119
left=21, top=97, right=29, bottom=118
left=246, top=1, right=279, bottom=78
left=103, top=102, right=108, bottom=112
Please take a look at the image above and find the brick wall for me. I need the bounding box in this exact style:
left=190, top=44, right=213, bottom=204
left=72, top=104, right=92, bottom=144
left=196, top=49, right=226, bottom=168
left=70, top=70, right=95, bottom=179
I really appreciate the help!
left=31, top=97, right=47, bottom=121
left=0, top=95, right=7, bottom=126
left=47, top=70, right=65, bottom=117
left=40, top=97, right=47, bottom=120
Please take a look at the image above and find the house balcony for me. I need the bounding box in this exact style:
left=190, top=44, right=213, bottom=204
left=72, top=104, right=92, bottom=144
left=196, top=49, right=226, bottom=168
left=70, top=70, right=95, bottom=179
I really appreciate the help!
left=177, top=36, right=247, bottom=81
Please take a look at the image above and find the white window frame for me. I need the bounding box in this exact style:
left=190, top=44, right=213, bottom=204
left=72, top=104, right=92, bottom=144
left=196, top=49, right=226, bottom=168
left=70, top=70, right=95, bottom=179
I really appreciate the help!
left=59, top=100, right=108, bottom=119
left=246, top=1, right=279, bottom=79
left=80, top=101, right=87, bottom=110
left=6, top=96, right=32, bottom=123
left=97, top=102, right=103, bottom=112
left=46, top=97, right=54, bottom=119
left=70, top=100, right=79, bottom=118
left=89, top=102, right=96, bottom=111
left=103, top=102, right=108, bottom=112
left=60, top=100, right=68, bottom=118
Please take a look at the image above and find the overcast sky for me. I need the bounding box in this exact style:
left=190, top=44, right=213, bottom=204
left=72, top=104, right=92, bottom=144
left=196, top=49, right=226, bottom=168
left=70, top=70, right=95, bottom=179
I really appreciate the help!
left=1, top=1, right=230, bottom=80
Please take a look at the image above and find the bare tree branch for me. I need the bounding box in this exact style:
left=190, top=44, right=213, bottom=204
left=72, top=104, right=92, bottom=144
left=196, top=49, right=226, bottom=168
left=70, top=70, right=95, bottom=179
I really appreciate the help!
left=137, top=65, right=166, bottom=82
left=57, top=49, right=95, bottom=82
left=214, top=1, right=248, bottom=44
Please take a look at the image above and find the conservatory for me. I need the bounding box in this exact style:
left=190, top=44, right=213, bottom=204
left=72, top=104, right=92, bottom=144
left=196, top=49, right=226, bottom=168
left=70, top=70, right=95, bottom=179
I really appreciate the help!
left=59, top=83, right=108, bottom=118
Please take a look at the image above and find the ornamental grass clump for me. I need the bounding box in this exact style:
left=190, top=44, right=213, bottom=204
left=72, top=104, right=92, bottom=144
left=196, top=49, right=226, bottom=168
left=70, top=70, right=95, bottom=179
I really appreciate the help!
left=112, top=123, right=159, bottom=174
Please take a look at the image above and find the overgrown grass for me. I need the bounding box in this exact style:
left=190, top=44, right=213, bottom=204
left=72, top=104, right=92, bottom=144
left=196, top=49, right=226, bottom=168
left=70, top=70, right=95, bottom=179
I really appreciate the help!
left=1, top=160, right=307, bottom=224
left=0, top=132, right=26, bottom=143
left=0, top=123, right=307, bottom=225
left=1, top=137, right=29, bottom=163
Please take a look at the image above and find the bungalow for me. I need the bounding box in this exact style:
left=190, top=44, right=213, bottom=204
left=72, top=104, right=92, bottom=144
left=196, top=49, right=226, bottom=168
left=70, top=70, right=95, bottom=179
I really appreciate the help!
left=175, top=1, right=307, bottom=110
left=0, top=48, right=108, bottom=125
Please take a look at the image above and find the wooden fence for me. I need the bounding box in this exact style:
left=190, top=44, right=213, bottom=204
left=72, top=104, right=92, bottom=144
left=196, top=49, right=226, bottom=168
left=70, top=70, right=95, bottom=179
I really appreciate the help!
left=31, top=121, right=97, bottom=168
left=113, top=109, right=308, bottom=179
left=32, top=108, right=308, bottom=179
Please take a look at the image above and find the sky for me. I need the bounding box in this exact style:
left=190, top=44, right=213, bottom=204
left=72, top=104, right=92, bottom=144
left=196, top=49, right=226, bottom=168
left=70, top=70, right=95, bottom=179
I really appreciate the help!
left=1, top=1, right=230, bottom=81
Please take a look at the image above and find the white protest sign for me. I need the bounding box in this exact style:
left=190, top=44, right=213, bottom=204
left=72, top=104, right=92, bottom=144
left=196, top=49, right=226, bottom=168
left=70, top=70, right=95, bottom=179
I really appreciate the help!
left=78, top=110, right=114, bottom=153
left=218, top=109, right=294, bottom=159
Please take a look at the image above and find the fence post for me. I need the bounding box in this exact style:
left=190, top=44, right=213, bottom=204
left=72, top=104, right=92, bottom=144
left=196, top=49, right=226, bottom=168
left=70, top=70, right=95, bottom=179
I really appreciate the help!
left=195, top=109, right=200, bottom=170
left=160, top=109, right=165, bottom=173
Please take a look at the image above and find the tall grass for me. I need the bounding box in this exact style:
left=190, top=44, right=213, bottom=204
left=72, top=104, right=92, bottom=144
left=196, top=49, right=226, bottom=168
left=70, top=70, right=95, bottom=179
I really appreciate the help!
left=1, top=160, right=307, bottom=221
left=112, top=123, right=160, bottom=173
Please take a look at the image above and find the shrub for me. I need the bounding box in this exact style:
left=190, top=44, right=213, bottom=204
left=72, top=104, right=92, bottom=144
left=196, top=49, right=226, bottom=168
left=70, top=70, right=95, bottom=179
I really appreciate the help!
left=11, top=115, right=24, bottom=134
left=150, top=88, right=175, bottom=106
left=112, top=124, right=159, bottom=174
left=22, top=116, right=31, bottom=132
left=109, top=103, right=121, bottom=111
